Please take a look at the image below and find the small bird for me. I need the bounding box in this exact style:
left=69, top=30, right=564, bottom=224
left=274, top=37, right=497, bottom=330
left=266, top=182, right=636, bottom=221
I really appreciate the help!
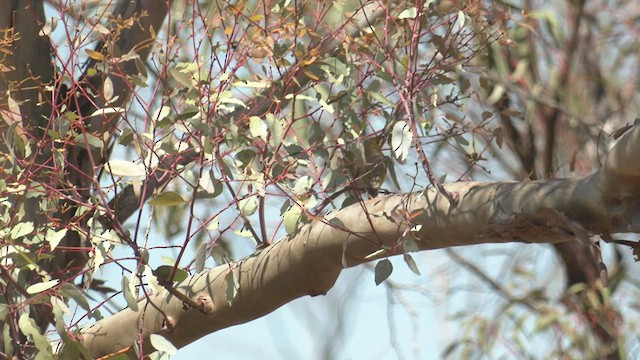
left=355, top=136, right=387, bottom=198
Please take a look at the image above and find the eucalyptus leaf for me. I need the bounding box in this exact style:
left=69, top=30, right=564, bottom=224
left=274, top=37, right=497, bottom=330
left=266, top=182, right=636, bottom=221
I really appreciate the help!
left=105, top=160, right=146, bottom=177
left=149, top=192, right=185, bottom=206
left=403, top=254, right=421, bottom=276
left=284, top=206, right=302, bottom=235
left=149, top=334, right=177, bottom=355
left=391, top=121, right=413, bottom=162
left=225, top=269, right=240, bottom=306
left=398, top=7, right=417, bottom=19
left=239, top=197, right=258, bottom=217
left=26, top=279, right=59, bottom=294
left=374, top=258, right=393, bottom=285
left=121, top=276, right=139, bottom=312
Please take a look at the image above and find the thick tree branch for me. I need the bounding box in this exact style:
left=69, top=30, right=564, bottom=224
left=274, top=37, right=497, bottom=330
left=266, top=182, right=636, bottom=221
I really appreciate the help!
left=77, top=124, right=640, bottom=358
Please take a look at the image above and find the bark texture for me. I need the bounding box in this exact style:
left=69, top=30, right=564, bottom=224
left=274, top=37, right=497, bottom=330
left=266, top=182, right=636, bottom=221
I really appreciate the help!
left=78, top=124, right=640, bottom=358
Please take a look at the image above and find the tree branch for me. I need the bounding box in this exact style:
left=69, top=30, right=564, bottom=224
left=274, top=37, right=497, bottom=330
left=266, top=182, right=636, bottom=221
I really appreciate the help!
left=77, top=124, right=640, bottom=358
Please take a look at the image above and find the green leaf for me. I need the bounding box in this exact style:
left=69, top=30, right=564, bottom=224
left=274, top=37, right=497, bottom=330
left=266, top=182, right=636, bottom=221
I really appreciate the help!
left=225, top=269, right=240, bottom=306
left=368, top=91, right=395, bottom=108
left=374, top=259, right=393, bottom=285
left=153, top=106, right=171, bottom=121
left=195, top=243, right=207, bottom=273
left=19, top=313, right=53, bottom=357
left=0, top=304, right=9, bottom=320
left=199, top=171, right=223, bottom=197
left=172, top=268, right=189, bottom=282
left=26, top=279, right=59, bottom=294
left=293, top=175, right=313, bottom=196
left=149, top=192, right=185, bottom=206
left=122, top=276, right=139, bottom=312
left=85, top=49, right=105, bottom=61
left=266, top=113, right=284, bottom=147
left=149, top=334, right=177, bottom=355
left=175, top=106, right=200, bottom=121
left=239, top=197, right=258, bottom=217
left=2, top=324, right=12, bottom=356
left=105, top=160, right=146, bottom=177
left=60, top=283, right=91, bottom=312
left=10, top=221, right=34, bottom=239
left=218, top=96, right=247, bottom=108
left=403, top=236, right=419, bottom=253
left=403, top=254, right=421, bottom=276
left=46, top=228, right=67, bottom=251
left=453, top=135, right=469, bottom=146
left=119, top=127, right=135, bottom=145
left=154, top=265, right=189, bottom=283
left=207, top=215, right=219, bottom=231
left=210, top=244, right=229, bottom=265
left=249, top=116, right=268, bottom=139
left=283, top=205, right=302, bottom=235
left=235, top=149, right=256, bottom=168
left=398, top=7, right=417, bottom=19
left=169, top=62, right=198, bottom=87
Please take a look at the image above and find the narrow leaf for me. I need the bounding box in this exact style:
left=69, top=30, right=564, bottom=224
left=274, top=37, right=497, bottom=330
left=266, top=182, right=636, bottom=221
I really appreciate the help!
left=195, top=243, right=207, bottom=273
left=403, top=254, right=421, bottom=276
left=121, top=277, right=139, bottom=312
left=60, top=283, right=91, bottom=312
left=19, top=313, right=53, bottom=356
left=105, top=160, right=146, bottom=177
left=26, top=279, right=59, bottom=294
left=85, top=49, right=105, bottom=61
left=148, top=192, right=185, bottom=206
left=225, top=269, right=240, bottom=306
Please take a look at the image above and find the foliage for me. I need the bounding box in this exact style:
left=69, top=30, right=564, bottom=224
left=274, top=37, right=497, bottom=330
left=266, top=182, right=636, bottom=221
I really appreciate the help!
left=0, top=0, right=638, bottom=358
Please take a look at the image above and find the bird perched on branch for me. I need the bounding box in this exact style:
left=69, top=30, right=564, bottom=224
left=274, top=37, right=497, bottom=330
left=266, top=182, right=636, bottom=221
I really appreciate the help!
left=351, top=135, right=387, bottom=198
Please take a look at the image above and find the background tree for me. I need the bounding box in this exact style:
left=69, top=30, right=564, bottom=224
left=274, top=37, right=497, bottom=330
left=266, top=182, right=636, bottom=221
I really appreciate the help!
left=0, top=0, right=639, bottom=359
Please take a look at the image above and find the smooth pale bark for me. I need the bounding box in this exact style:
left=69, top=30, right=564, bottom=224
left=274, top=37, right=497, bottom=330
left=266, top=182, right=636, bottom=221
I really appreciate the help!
left=78, top=125, right=640, bottom=358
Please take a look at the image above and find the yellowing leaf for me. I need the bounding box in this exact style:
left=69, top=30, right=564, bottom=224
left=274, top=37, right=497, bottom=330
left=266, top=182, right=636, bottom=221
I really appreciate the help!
left=85, top=49, right=105, bottom=61
left=149, top=192, right=185, bottom=206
